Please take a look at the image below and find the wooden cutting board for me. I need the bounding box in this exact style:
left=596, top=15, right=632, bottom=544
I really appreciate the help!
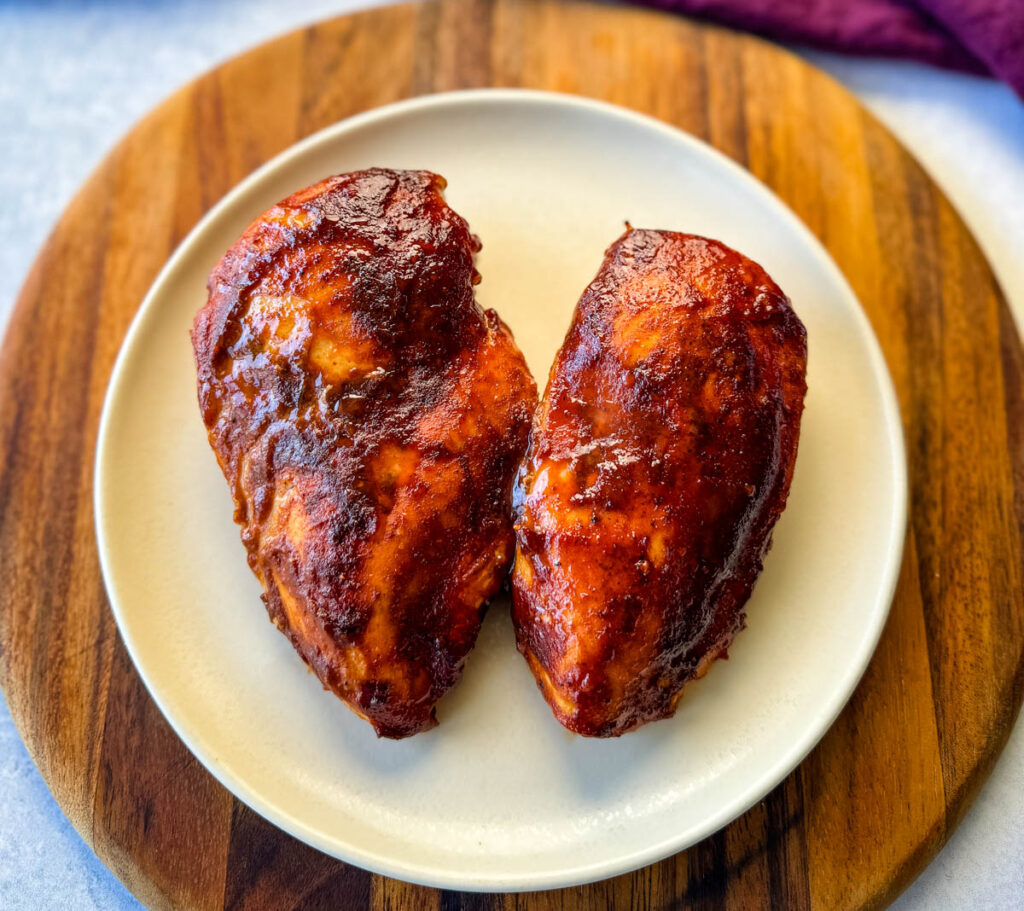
left=2, top=1, right=1022, bottom=908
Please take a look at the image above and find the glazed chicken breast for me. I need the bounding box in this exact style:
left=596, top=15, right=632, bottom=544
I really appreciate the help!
left=192, top=169, right=536, bottom=738
left=512, top=229, right=807, bottom=736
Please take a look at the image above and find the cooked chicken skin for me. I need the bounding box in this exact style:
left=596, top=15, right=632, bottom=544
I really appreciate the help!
left=512, top=229, right=807, bottom=736
left=192, top=169, right=536, bottom=738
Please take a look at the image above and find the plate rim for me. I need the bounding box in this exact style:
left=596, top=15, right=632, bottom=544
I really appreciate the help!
left=93, top=87, right=909, bottom=892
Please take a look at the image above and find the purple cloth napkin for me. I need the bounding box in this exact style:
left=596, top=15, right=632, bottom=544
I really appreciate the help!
left=636, top=0, right=1024, bottom=97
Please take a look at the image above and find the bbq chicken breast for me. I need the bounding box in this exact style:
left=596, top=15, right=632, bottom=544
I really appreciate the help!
left=512, top=229, right=807, bottom=736
left=192, top=169, right=536, bottom=738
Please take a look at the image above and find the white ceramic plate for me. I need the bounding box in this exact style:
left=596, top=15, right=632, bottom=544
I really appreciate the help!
left=95, top=89, right=907, bottom=892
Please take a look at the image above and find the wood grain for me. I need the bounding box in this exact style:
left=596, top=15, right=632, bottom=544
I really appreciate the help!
left=1, top=1, right=1022, bottom=908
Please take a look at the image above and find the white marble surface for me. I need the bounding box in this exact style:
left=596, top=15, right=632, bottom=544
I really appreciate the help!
left=0, top=2, right=1021, bottom=908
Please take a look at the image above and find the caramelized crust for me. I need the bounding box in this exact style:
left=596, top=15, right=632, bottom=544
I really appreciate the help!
left=192, top=169, right=536, bottom=738
left=511, top=229, right=807, bottom=736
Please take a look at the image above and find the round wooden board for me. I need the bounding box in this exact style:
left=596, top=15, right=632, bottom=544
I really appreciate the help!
left=2, top=0, right=1022, bottom=908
